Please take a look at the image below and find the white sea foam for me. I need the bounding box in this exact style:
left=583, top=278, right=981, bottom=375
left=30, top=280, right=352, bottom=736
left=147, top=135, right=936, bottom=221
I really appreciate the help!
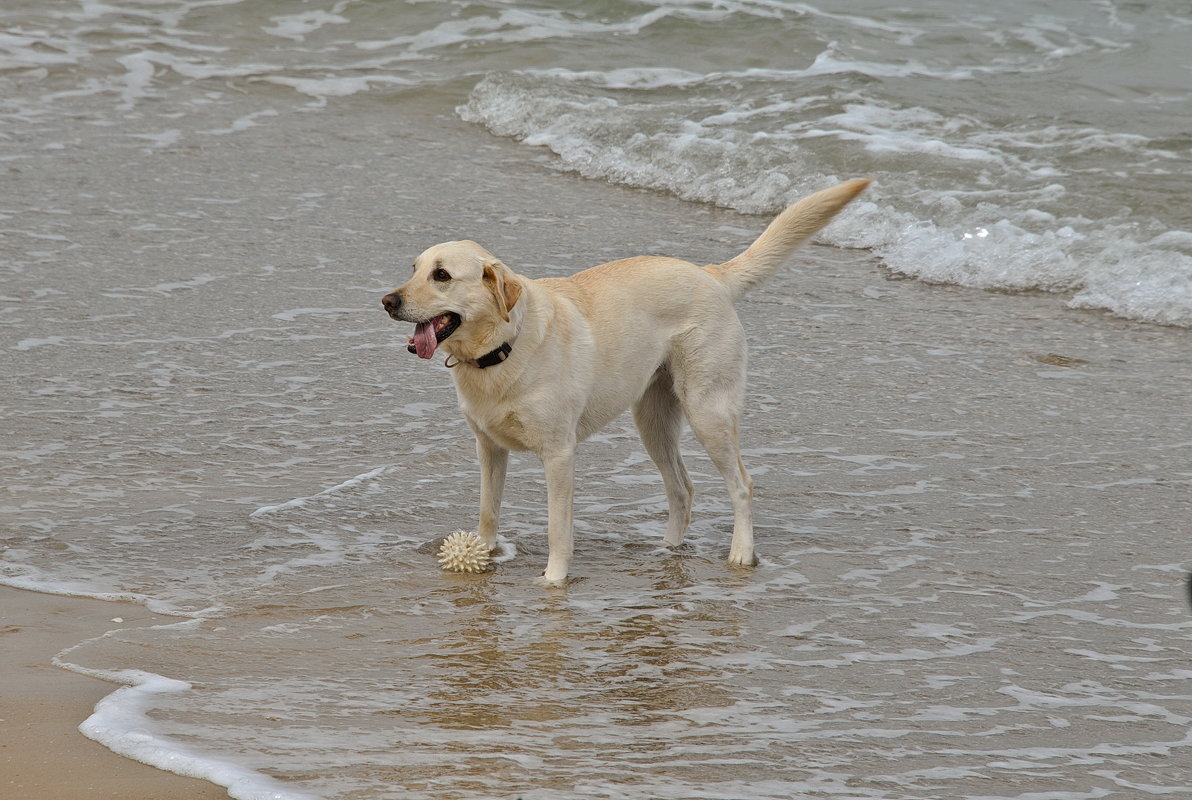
left=202, top=109, right=279, bottom=136
left=47, top=623, right=316, bottom=797
left=0, top=572, right=158, bottom=608
left=250, top=465, right=391, bottom=517
left=262, top=74, right=414, bottom=102
left=71, top=669, right=314, bottom=800
left=115, top=52, right=161, bottom=109
left=263, top=9, right=350, bottom=42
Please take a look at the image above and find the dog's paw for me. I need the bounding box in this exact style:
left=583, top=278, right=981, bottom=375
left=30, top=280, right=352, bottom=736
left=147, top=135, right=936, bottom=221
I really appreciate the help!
left=727, top=550, right=759, bottom=567
left=535, top=572, right=569, bottom=589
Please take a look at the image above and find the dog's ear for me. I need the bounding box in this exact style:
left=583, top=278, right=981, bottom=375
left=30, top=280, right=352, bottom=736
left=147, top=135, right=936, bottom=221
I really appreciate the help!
left=482, top=260, right=522, bottom=322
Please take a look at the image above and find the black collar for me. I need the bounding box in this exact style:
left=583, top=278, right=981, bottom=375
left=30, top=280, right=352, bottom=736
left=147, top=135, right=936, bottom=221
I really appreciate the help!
left=473, top=341, right=512, bottom=369
left=446, top=341, right=513, bottom=370
left=449, top=308, right=521, bottom=370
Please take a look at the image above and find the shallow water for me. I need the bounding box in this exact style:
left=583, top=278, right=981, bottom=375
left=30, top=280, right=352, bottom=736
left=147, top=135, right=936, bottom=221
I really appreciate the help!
left=3, top=2, right=1192, bottom=798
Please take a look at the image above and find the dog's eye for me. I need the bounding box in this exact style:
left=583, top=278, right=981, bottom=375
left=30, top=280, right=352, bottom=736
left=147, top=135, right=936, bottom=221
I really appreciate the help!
left=433, top=268, right=452, bottom=282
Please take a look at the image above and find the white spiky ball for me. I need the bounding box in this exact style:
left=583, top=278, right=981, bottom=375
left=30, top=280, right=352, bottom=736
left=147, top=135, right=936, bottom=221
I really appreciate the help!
left=437, top=530, right=490, bottom=573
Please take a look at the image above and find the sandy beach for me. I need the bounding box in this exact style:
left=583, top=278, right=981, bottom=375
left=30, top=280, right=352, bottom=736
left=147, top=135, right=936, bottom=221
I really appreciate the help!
left=1, top=585, right=229, bottom=799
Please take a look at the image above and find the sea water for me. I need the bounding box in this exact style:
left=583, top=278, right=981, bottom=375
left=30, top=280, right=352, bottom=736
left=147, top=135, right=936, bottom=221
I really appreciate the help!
left=2, top=2, right=1191, bottom=799
left=4, top=0, right=1191, bottom=326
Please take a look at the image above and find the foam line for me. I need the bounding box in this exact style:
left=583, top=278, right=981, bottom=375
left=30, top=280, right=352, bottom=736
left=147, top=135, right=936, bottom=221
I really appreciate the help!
left=76, top=671, right=314, bottom=800
left=49, top=627, right=314, bottom=800
left=250, top=466, right=390, bottom=518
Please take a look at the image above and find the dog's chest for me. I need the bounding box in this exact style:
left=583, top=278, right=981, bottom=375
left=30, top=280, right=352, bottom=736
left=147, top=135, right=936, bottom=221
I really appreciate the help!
left=457, top=390, right=536, bottom=452
left=474, top=409, right=535, bottom=452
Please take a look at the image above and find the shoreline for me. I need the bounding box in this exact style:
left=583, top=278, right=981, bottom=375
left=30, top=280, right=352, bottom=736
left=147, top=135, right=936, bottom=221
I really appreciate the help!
left=0, top=584, right=228, bottom=800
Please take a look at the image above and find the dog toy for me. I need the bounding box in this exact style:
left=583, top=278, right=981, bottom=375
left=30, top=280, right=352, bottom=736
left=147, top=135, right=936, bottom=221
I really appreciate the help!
left=437, top=530, right=491, bottom=573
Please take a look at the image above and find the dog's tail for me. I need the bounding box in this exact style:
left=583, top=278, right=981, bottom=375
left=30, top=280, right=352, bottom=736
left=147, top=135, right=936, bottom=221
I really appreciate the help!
left=705, top=178, right=870, bottom=301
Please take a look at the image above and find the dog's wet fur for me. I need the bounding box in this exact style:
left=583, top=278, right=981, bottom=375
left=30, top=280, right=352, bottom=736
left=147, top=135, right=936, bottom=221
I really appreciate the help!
left=383, top=178, right=870, bottom=585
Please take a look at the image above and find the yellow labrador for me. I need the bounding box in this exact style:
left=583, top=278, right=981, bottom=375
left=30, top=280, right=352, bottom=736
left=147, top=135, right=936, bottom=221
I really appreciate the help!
left=382, top=178, right=869, bottom=585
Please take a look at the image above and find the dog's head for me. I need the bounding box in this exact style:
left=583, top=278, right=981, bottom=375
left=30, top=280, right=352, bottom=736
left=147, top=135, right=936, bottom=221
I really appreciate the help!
left=381, top=240, right=523, bottom=361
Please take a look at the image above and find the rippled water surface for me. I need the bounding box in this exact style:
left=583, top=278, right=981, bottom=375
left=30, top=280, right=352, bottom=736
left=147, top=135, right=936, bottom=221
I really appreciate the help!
left=3, top=2, right=1191, bottom=798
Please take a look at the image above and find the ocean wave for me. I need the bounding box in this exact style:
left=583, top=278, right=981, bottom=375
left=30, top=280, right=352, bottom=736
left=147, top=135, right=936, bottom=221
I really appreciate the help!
left=459, top=66, right=1192, bottom=326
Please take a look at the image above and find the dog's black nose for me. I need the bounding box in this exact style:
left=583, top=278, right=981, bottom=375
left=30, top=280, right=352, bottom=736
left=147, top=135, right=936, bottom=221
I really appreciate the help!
left=381, top=292, right=401, bottom=315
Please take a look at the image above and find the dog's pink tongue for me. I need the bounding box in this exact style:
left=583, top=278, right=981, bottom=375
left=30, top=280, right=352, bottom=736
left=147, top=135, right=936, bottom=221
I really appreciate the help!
left=412, top=320, right=438, bottom=359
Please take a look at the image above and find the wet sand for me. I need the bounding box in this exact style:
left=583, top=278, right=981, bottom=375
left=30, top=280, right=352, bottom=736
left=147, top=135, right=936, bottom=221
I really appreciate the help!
left=0, top=586, right=229, bottom=799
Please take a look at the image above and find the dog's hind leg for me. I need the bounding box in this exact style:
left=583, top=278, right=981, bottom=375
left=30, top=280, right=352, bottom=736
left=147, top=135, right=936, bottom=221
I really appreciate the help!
left=686, top=402, right=755, bottom=566
left=673, top=331, right=756, bottom=567
left=633, top=367, right=694, bottom=547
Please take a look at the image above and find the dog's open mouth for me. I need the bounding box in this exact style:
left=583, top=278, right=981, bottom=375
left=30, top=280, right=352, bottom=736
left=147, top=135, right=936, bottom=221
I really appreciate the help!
left=408, top=312, right=461, bottom=359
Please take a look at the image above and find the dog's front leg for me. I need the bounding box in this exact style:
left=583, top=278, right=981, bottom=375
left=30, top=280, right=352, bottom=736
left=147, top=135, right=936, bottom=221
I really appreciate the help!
left=539, top=445, right=576, bottom=586
left=476, top=433, right=508, bottom=553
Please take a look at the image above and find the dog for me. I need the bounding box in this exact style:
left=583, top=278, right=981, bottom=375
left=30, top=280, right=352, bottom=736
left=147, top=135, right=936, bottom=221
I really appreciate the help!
left=382, top=178, right=869, bottom=585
